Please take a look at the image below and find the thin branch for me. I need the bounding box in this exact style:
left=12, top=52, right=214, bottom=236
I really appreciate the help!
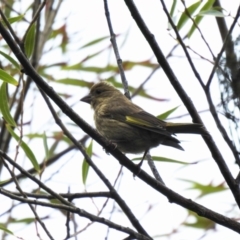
left=1, top=157, right=54, bottom=240
left=0, top=187, right=149, bottom=240
left=131, top=66, right=160, bottom=98
left=103, top=0, right=130, bottom=99
left=3, top=189, right=111, bottom=200
left=146, top=152, right=165, bottom=185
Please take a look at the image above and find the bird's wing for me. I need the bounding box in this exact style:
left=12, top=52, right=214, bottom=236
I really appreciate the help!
left=102, top=104, right=172, bottom=137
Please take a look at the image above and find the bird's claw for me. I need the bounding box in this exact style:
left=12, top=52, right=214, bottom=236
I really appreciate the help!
left=107, top=140, right=118, bottom=150
left=103, top=140, right=118, bottom=155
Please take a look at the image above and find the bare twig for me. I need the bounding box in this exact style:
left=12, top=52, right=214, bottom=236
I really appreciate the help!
left=1, top=157, right=54, bottom=240
left=103, top=0, right=130, bottom=99
left=0, top=186, right=149, bottom=240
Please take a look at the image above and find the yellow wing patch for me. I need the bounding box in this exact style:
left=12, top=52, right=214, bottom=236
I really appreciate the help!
left=126, top=116, right=153, bottom=127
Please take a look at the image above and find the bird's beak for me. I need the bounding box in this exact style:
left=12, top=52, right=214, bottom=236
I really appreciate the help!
left=80, top=94, right=92, bottom=104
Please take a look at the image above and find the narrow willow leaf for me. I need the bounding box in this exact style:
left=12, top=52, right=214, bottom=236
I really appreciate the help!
left=132, top=156, right=189, bottom=165
left=0, top=224, right=13, bottom=235
left=197, top=9, right=225, bottom=17
left=4, top=0, right=14, bottom=18
left=0, top=83, right=17, bottom=127
left=24, top=133, right=45, bottom=139
left=0, top=179, right=11, bottom=185
left=48, top=139, right=60, bottom=159
left=188, top=0, right=215, bottom=38
left=80, top=36, right=109, bottom=49
left=80, top=49, right=105, bottom=63
left=62, top=64, right=118, bottom=73
left=0, top=69, right=18, bottom=85
left=82, top=140, right=93, bottom=184
left=177, top=1, right=202, bottom=30
left=6, top=124, right=40, bottom=172
left=170, top=0, right=177, bottom=18
left=168, top=0, right=177, bottom=29
left=11, top=218, right=35, bottom=224
left=63, top=61, right=157, bottom=72
left=1, top=15, right=24, bottom=26
left=157, top=106, right=179, bottom=120
left=0, top=51, right=20, bottom=69
left=43, top=132, right=49, bottom=160
left=24, top=23, right=36, bottom=58
left=55, top=78, right=92, bottom=87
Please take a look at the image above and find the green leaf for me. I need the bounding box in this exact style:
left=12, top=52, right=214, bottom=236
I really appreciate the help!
left=80, top=36, right=109, bottom=49
left=188, top=0, right=215, bottom=38
left=0, top=51, right=20, bottom=69
left=168, top=0, right=178, bottom=29
left=179, top=179, right=228, bottom=198
left=6, top=124, right=40, bottom=172
left=24, top=23, right=36, bottom=58
left=0, top=179, right=11, bottom=185
left=82, top=140, right=93, bottom=184
left=24, top=133, right=45, bottom=139
left=80, top=49, right=105, bottom=63
left=48, top=139, right=60, bottom=159
left=43, top=132, right=49, bottom=160
left=3, top=15, right=24, bottom=25
left=62, top=63, right=118, bottom=73
left=55, top=78, right=93, bottom=87
left=4, top=0, right=14, bottom=18
left=0, top=83, right=17, bottom=127
left=132, top=156, right=189, bottom=165
left=184, top=211, right=215, bottom=230
left=197, top=9, right=225, bottom=17
left=170, top=0, right=177, bottom=18
left=177, top=1, right=202, bottom=30
left=62, top=61, right=157, bottom=72
left=0, top=224, right=13, bottom=235
left=157, top=106, right=179, bottom=120
left=11, top=217, right=35, bottom=224
left=0, top=69, right=18, bottom=85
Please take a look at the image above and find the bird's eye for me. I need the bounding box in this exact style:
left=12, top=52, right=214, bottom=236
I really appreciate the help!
left=96, top=89, right=101, bottom=94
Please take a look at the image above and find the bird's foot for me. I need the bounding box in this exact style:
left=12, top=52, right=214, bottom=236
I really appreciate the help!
left=104, top=140, right=118, bottom=154
left=133, top=150, right=148, bottom=177
left=107, top=140, right=117, bottom=150
left=133, top=156, right=145, bottom=178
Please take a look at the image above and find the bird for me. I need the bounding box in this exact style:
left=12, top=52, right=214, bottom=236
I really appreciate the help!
left=81, top=81, right=205, bottom=165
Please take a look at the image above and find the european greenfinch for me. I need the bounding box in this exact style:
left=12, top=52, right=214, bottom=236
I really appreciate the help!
left=81, top=82, right=204, bottom=161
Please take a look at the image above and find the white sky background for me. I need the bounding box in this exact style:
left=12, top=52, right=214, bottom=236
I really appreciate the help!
left=1, top=0, right=240, bottom=240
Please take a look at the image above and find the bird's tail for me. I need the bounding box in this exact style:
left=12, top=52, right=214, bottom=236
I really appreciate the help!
left=166, top=122, right=207, bottom=135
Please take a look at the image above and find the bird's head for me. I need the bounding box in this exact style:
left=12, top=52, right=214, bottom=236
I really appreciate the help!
left=80, top=82, right=120, bottom=109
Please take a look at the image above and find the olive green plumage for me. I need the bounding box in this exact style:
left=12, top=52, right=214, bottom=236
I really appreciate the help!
left=81, top=82, right=204, bottom=155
